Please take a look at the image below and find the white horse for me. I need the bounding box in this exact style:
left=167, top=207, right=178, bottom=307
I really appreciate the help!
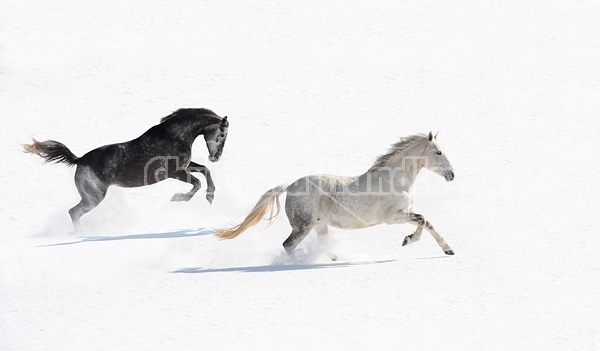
left=217, top=132, right=455, bottom=259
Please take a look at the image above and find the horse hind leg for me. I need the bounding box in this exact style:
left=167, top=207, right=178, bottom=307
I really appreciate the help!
left=282, top=194, right=319, bottom=257
left=315, top=224, right=338, bottom=261
left=282, top=223, right=315, bottom=258
left=69, top=200, right=96, bottom=232
left=69, top=170, right=108, bottom=231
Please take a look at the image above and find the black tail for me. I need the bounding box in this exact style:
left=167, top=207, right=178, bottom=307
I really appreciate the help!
left=23, top=139, right=79, bottom=166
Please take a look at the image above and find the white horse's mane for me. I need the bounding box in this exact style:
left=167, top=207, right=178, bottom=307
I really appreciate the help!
left=369, top=134, right=428, bottom=171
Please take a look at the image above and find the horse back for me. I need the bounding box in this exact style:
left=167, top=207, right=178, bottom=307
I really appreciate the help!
left=74, top=121, right=195, bottom=187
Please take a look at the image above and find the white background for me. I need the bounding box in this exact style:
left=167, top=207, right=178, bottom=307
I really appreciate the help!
left=1, top=1, right=599, bottom=350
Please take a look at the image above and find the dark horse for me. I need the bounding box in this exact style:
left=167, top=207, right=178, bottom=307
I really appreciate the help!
left=24, top=108, right=229, bottom=231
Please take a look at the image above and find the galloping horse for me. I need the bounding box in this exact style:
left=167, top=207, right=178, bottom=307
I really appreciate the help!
left=217, top=132, right=455, bottom=259
left=24, top=108, right=229, bottom=230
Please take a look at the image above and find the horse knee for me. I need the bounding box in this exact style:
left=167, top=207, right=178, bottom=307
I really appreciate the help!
left=411, top=214, right=426, bottom=227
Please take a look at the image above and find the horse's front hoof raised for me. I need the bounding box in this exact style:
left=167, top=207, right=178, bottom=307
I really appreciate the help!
left=444, top=249, right=455, bottom=255
left=402, top=236, right=411, bottom=246
left=171, top=193, right=192, bottom=202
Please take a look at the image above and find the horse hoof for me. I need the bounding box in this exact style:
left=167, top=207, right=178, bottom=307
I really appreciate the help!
left=444, top=249, right=455, bottom=255
left=206, top=193, right=214, bottom=204
left=402, top=236, right=410, bottom=246
left=171, top=193, right=191, bottom=202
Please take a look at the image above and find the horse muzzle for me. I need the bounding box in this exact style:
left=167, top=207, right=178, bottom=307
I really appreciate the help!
left=444, top=170, right=455, bottom=182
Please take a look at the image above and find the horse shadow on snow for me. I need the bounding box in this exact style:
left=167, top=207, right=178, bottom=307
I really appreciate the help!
left=39, top=229, right=398, bottom=274
left=39, top=228, right=215, bottom=247
left=171, top=259, right=397, bottom=274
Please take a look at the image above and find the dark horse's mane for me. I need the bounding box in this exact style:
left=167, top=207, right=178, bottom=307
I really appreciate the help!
left=160, top=108, right=220, bottom=124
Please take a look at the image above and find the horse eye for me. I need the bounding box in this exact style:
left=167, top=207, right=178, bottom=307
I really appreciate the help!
left=436, top=151, right=442, bottom=155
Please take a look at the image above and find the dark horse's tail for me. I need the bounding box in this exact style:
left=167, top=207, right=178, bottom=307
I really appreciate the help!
left=23, top=139, right=79, bottom=166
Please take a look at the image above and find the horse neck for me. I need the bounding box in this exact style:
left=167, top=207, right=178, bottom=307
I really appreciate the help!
left=395, top=141, right=429, bottom=186
left=168, top=118, right=211, bottom=144
left=363, top=141, right=427, bottom=191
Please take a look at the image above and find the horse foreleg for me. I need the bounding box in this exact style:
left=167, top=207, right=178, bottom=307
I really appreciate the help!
left=402, top=226, right=424, bottom=246
left=188, top=162, right=215, bottom=204
left=393, top=212, right=455, bottom=255
left=423, top=220, right=455, bottom=255
left=169, top=170, right=201, bottom=202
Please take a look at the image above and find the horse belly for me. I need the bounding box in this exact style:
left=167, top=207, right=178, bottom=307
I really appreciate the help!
left=325, top=218, right=374, bottom=230
left=318, top=196, right=383, bottom=229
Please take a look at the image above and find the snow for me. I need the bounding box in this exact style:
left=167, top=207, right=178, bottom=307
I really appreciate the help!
left=1, top=1, right=599, bottom=350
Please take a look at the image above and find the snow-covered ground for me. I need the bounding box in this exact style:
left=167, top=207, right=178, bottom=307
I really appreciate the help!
left=1, top=1, right=599, bottom=350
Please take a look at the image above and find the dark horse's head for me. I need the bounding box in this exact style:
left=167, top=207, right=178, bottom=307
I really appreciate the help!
left=160, top=108, right=229, bottom=162
left=204, top=116, right=228, bottom=162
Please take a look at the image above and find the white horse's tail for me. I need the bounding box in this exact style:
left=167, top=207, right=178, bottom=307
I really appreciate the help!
left=216, top=184, right=288, bottom=240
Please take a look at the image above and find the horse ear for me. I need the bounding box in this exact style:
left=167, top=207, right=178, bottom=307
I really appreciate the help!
left=434, top=131, right=439, bottom=139
left=221, top=116, right=229, bottom=128
left=428, top=131, right=433, bottom=141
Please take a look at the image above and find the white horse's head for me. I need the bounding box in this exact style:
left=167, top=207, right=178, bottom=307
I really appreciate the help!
left=204, top=117, right=229, bottom=162
left=423, top=131, right=455, bottom=182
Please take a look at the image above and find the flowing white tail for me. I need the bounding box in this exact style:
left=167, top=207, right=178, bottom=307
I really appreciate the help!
left=216, top=184, right=288, bottom=239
